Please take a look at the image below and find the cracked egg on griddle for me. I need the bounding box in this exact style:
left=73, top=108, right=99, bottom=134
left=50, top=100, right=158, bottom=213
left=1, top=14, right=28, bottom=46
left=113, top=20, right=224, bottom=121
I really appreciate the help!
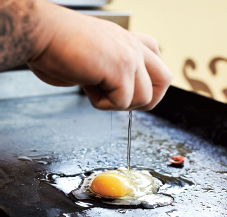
left=72, top=167, right=174, bottom=208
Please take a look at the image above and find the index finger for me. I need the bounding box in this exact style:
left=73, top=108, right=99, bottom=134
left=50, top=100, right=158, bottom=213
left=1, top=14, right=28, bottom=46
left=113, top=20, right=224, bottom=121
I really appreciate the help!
left=137, top=45, right=172, bottom=111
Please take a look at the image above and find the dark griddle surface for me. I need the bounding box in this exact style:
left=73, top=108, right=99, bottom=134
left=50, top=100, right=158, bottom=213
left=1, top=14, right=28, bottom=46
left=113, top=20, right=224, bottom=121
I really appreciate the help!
left=0, top=89, right=227, bottom=217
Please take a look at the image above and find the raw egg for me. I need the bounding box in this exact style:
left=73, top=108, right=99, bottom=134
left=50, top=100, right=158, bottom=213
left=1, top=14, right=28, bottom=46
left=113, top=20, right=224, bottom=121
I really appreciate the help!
left=72, top=168, right=174, bottom=208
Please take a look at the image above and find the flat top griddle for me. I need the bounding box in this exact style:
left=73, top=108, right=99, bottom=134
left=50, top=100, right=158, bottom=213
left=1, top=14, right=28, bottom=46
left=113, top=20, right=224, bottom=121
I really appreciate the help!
left=0, top=87, right=227, bottom=217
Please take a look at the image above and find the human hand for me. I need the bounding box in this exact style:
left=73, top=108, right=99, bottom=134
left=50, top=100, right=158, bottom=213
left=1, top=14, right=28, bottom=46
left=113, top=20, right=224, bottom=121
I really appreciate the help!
left=28, top=1, right=172, bottom=111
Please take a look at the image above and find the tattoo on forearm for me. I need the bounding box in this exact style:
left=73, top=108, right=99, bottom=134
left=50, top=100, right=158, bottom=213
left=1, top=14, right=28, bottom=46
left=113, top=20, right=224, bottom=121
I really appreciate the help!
left=0, top=0, right=38, bottom=72
left=0, top=13, right=13, bottom=36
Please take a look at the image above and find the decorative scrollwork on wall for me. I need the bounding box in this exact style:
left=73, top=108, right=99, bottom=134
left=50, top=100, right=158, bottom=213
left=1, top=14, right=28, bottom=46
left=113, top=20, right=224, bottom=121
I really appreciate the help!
left=183, top=58, right=213, bottom=98
left=183, top=57, right=227, bottom=102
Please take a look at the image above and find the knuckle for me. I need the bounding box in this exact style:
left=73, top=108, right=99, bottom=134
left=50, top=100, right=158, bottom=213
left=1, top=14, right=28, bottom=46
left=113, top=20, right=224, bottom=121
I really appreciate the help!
left=150, top=36, right=158, bottom=46
left=164, top=70, right=173, bottom=86
left=117, top=48, right=137, bottom=74
left=139, top=92, right=153, bottom=107
left=149, top=37, right=160, bottom=54
left=158, top=68, right=173, bottom=88
left=130, top=32, right=160, bottom=55
left=148, top=35, right=158, bottom=46
left=118, top=54, right=133, bottom=72
left=119, top=35, right=142, bottom=69
left=145, top=35, right=160, bottom=55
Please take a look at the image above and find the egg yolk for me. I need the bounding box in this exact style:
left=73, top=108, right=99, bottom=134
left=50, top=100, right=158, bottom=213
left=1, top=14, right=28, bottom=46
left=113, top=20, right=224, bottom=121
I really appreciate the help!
left=90, top=172, right=131, bottom=197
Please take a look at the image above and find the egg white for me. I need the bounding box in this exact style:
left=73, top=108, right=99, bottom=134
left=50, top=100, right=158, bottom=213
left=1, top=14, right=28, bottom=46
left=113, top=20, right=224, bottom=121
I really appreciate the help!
left=72, top=168, right=174, bottom=208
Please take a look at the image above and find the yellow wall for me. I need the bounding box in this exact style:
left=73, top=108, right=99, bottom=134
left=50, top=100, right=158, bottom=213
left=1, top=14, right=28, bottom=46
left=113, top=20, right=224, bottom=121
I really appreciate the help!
left=105, top=0, right=227, bottom=103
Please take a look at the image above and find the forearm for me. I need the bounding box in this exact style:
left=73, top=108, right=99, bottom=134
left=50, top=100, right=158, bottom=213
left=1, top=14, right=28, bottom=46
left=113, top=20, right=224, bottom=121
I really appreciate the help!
left=0, top=0, right=172, bottom=111
left=0, top=0, right=57, bottom=72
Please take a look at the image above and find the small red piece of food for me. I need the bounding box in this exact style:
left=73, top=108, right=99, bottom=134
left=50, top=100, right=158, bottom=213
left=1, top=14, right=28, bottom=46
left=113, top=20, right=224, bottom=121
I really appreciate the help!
left=168, top=156, right=184, bottom=164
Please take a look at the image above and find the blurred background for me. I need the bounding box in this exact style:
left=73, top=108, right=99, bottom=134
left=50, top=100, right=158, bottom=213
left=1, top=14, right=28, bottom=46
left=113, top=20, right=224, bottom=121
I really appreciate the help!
left=104, top=0, right=227, bottom=103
